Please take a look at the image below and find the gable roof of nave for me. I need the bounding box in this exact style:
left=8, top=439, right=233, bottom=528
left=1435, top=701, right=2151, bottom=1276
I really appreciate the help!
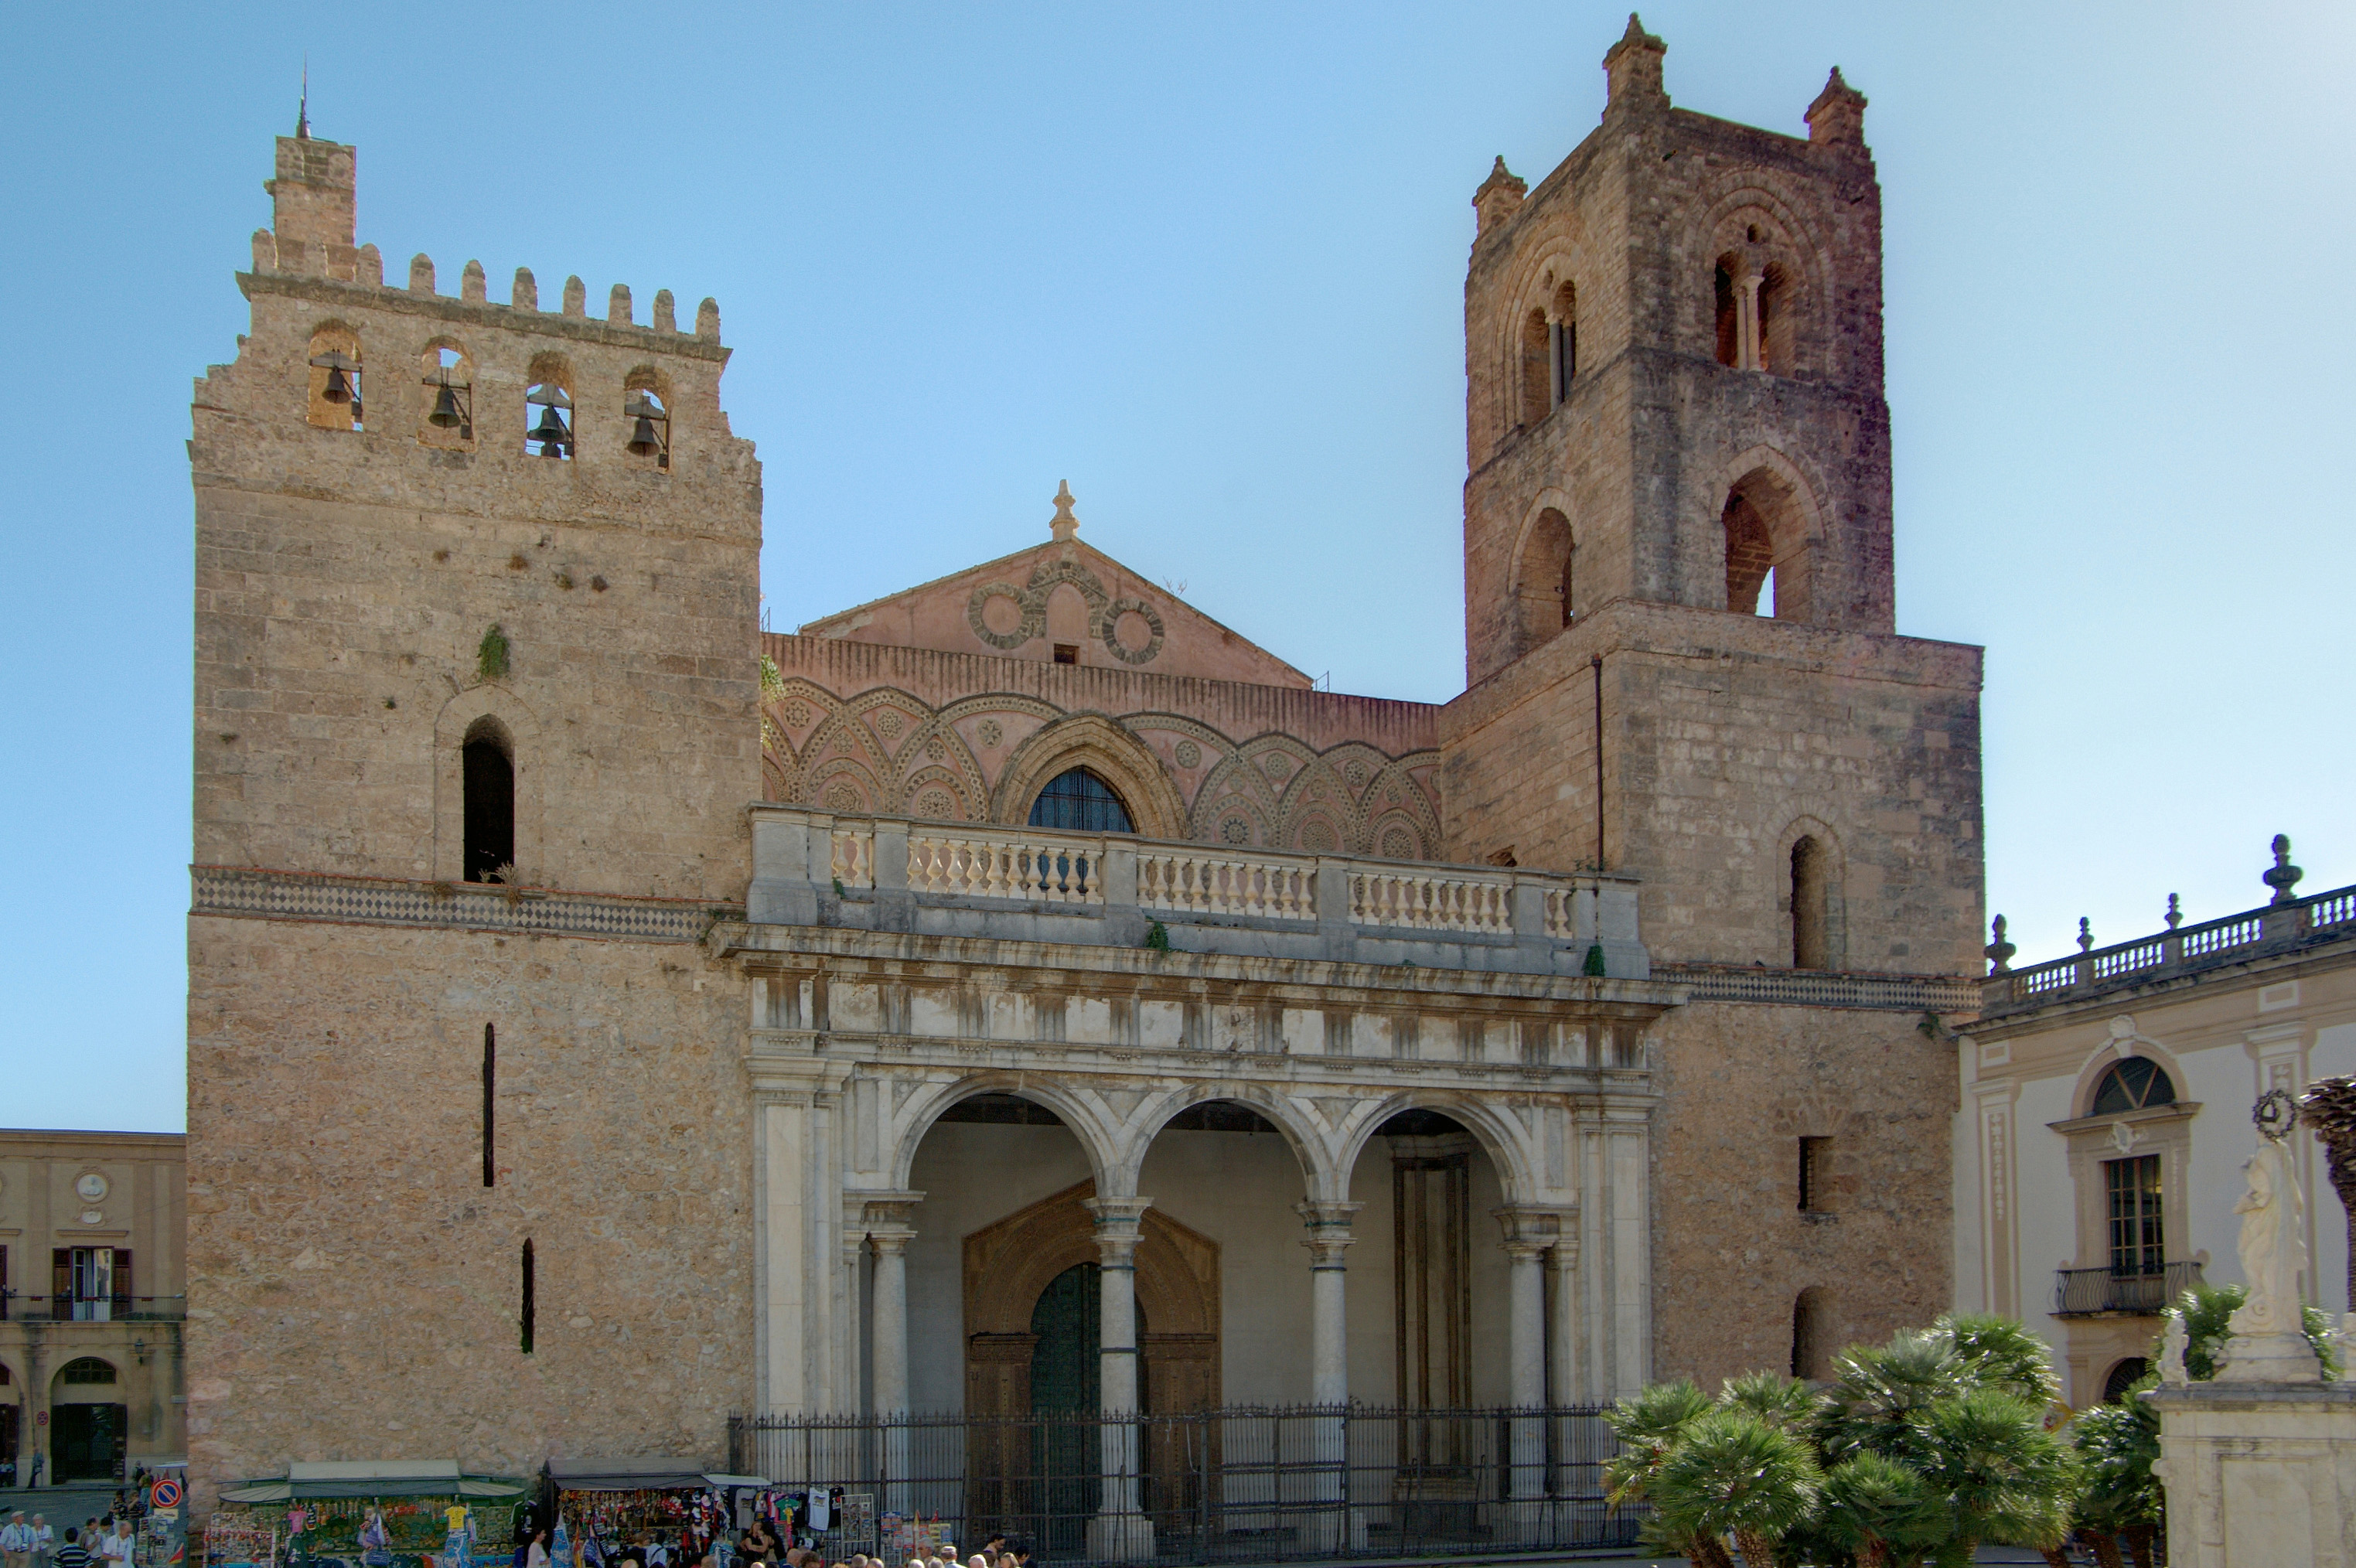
left=795, top=489, right=1312, bottom=690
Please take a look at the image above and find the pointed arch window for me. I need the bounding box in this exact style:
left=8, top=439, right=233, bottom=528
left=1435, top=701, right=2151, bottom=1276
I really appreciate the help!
left=1028, top=769, right=1134, bottom=834
left=1790, top=835, right=1828, bottom=970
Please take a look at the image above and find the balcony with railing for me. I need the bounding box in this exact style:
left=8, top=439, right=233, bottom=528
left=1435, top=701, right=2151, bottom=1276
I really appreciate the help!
left=0, top=1293, right=187, bottom=1323
left=2052, top=1262, right=2204, bottom=1317
left=745, top=806, right=1648, bottom=978
left=1982, top=871, right=2356, bottom=1017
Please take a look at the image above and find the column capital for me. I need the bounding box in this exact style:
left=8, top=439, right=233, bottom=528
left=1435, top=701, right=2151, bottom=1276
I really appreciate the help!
left=867, top=1226, right=915, bottom=1259
left=860, top=1189, right=923, bottom=1231
left=1083, top=1195, right=1153, bottom=1266
left=1294, top=1198, right=1362, bottom=1268
left=1492, top=1204, right=1563, bottom=1255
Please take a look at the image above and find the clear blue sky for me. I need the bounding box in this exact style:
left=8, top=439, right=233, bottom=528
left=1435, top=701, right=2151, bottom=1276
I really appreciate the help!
left=2, top=2, right=2350, bottom=1132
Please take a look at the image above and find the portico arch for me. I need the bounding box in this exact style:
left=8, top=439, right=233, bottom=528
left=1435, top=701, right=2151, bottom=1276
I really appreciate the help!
left=888, top=1074, right=1125, bottom=1195
left=1333, top=1089, right=1544, bottom=1206
left=1113, top=1084, right=1335, bottom=1199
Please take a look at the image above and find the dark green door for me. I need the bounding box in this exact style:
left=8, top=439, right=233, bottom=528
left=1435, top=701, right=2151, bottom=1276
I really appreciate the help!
left=1031, top=1263, right=1100, bottom=1550
left=53, top=1403, right=124, bottom=1481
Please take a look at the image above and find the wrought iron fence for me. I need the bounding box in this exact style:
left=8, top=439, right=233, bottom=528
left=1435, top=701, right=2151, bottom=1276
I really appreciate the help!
left=730, top=1405, right=1638, bottom=1564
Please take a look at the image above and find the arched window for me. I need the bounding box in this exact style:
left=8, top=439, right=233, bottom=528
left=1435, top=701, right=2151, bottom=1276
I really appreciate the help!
left=1758, top=262, right=1794, bottom=373
left=1713, top=260, right=1742, bottom=368
left=1028, top=769, right=1134, bottom=833
left=305, top=324, right=363, bottom=431
left=1514, top=507, right=1575, bottom=651
left=1518, top=308, right=1551, bottom=428
left=57, top=1357, right=117, bottom=1386
left=418, top=342, right=474, bottom=448
left=2091, top=1057, right=2177, bottom=1116
left=462, top=718, right=515, bottom=883
left=1550, top=282, right=1577, bottom=406
left=1791, top=835, right=1828, bottom=970
left=1724, top=489, right=1775, bottom=615
left=1790, top=1288, right=1831, bottom=1381
left=525, top=354, right=574, bottom=460
left=2101, top=1357, right=2151, bottom=1404
left=623, top=369, right=671, bottom=469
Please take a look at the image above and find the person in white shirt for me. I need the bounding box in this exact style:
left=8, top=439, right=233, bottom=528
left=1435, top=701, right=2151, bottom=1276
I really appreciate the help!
left=2, top=1512, right=35, bottom=1568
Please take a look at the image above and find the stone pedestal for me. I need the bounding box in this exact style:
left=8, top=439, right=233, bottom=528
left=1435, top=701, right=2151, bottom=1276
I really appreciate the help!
left=2147, top=1381, right=2356, bottom=1566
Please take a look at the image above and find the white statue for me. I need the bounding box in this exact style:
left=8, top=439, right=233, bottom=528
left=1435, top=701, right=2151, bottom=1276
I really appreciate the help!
left=2159, top=1313, right=2191, bottom=1385
left=2218, top=1133, right=2322, bottom=1380
left=2229, top=1139, right=2306, bottom=1336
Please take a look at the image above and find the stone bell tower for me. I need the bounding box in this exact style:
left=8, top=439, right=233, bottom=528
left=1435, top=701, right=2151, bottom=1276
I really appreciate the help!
left=183, top=124, right=763, bottom=1505
left=1437, top=18, right=1986, bottom=1385
left=1460, top=14, right=1892, bottom=687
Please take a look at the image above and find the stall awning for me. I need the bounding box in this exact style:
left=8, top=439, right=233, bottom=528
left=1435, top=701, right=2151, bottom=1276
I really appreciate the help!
left=545, top=1457, right=723, bottom=1492
left=220, top=1462, right=531, bottom=1502
left=700, top=1475, right=769, bottom=1490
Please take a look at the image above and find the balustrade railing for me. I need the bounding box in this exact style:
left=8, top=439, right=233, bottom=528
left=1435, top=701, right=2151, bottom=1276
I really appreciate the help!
left=1984, top=883, right=2356, bottom=1011
left=1139, top=848, right=1314, bottom=921
left=751, top=806, right=1643, bottom=973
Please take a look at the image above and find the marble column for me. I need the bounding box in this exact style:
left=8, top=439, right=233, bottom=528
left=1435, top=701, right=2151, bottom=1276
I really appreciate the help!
left=1738, top=270, right=1766, bottom=371
left=1297, top=1199, right=1363, bottom=1550
left=1495, top=1208, right=1555, bottom=1522
left=866, top=1197, right=919, bottom=1511
left=1547, top=1229, right=1583, bottom=1505
left=1083, top=1195, right=1154, bottom=1563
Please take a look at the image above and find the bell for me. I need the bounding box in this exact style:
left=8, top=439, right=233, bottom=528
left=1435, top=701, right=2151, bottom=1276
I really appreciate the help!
left=530, top=406, right=570, bottom=455
left=428, top=381, right=464, bottom=430
left=321, top=365, right=352, bottom=404
left=626, top=415, right=661, bottom=457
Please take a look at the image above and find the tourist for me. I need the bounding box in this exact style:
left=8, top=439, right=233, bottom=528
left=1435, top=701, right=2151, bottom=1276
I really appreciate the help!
left=525, top=1529, right=552, bottom=1568
left=49, top=1530, right=90, bottom=1568
left=2, top=1512, right=33, bottom=1568
left=29, top=1518, right=52, bottom=1568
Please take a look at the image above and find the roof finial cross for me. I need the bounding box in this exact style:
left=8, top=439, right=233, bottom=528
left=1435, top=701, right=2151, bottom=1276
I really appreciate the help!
left=1049, top=479, right=1079, bottom=543
left=296, top=56, right=310, bottom=139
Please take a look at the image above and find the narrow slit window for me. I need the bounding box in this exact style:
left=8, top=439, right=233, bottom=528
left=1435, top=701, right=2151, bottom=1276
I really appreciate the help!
left=520, top=1239, right=536, bottom=1353
left=481, top=1023, right=496, bottom=1188
left=1799, top=1136, right=1830, bottom=1212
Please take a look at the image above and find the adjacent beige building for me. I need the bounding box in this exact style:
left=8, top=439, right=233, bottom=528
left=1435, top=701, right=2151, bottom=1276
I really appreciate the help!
left=1955, top=850, right=2356, bottom=1409
left=0, top=1130, right=186, bottom=1484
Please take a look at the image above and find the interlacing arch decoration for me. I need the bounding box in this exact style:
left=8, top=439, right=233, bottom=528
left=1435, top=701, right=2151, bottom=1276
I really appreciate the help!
left=756, top=677, right=1447, bottom=854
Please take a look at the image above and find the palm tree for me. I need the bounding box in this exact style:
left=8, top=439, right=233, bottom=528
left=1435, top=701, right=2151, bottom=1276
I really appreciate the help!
left=2301, top=1074, right=2356, bottom=1315
left=1812, top=1450, right=1947, bottom=1568
left=1649, top=1408, right=1822, bottom=1568
left=2071, top=1389, right=2162, bottom=1568
left=1603, top=1379, right=1733, bottom=1568
left=1717, top=1369, right=1826, bottom=1431
left=1819, top=1331, right=1966, bottom=1462
left=1932, top=1311, right=2064, bottom=1406
left=1911, top=1386, right=2082, bottom=1566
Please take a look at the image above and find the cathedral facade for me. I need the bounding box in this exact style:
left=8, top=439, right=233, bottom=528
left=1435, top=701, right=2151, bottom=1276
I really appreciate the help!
left=185, top=17, right=1981, bottom=1516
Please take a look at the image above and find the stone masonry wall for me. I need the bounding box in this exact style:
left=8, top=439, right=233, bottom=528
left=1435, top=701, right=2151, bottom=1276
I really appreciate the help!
left=1651, top=1000, right=1955, bottom=1387
left=185, top=916, right=750, bottom=1504
left=1441, top=598, right=1983, bottom=977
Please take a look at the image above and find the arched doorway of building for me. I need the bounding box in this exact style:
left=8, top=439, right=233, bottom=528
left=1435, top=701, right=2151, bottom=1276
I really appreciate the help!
left=51, top=1357, right=126, bottom=1482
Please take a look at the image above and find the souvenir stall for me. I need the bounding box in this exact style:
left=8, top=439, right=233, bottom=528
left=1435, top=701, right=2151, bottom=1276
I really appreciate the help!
left=210, top=1461, right=530, bottom=1568
left=540, top=1461, right=767, bottom=1568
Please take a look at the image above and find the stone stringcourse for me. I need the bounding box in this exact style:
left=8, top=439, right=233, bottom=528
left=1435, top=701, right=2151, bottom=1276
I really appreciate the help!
left=191, top=865, right=734, bottom=943
left=1653, top=963, right=1978, bottom=1013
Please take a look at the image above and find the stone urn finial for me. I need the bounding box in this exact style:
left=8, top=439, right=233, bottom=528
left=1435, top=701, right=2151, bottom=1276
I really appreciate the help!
left=1984, top=914, right=2016, bottom=975
left=2077, top=917, right=2094, bottom=953
left=1049, top=480, right=1079, bottom=543
left=2264, top=833, right=2303, bottom=905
